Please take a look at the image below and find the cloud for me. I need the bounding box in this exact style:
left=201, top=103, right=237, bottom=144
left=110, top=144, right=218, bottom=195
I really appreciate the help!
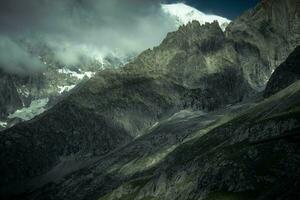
left=0, top=36, right=45, bottom=75
left=0, top=0, right=177, bottom=73
left=0, top=0, right=231, bottom=74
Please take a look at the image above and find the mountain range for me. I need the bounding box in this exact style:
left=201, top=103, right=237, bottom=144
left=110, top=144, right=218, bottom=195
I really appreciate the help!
left=0, top=0, right=300, bottom=199
left=0, top=3, right=232, bottom=131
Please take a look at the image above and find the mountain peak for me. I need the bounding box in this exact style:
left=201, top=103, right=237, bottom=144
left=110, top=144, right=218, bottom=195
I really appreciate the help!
left=161, top=3, right=231, bottom=31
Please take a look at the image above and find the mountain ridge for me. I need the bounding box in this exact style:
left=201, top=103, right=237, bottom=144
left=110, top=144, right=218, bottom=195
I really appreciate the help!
left=0, top=0, right=300, bottom=199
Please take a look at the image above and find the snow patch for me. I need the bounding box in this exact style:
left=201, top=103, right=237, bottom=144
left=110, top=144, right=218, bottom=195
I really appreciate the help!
left=0, top=121, right=7, bottom=128
left=58, top=68, right=96, bottom=80
left=162, top=3, right=231, bottom=31
left=8, top=98, right=49, bottom=121
left=150, top=122, right=159, bottom=130
left=16, top=87, right=30, bottom=98
left=58, top=85, right=76, bottom=94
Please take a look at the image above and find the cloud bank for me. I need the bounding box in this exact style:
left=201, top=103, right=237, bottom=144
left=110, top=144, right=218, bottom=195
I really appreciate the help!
left=0, top=0, right=230, bottom=75
left=0, top=0, right=177, bottom=74
left=0, top=36, right=46, bottom=75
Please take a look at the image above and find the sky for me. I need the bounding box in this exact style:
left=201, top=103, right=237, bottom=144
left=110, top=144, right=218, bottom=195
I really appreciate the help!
left=167, top=0, right=261, bottom=19
left=0, top=0, right=261, bottom=75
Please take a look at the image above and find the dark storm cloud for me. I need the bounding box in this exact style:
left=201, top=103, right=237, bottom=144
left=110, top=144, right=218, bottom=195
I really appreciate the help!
left=0, top=0, right=176, bottom=74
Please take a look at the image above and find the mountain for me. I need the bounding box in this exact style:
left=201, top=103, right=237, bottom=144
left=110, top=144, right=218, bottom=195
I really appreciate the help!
left=0, top=0, right=300, bottom=199
left=161, top=3, right=231, bottom=31
left=93, top=81, right=300, bottom=200
left=124, top=20, right=252, bottom=103
left=264, top=46, right=300, bottom=97
left=0, top=3, right=239, bottom=130
left=3, top=47, right=300, bottom=200
left=226, top=0, right=300, bottom=90
left=0, top=43, right=133, bottom=130
left=0, top=3, right=231, bottom=130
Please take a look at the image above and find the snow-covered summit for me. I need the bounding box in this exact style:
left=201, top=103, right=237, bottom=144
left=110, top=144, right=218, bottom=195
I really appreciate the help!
left=162, top=3, right=231, bottom=31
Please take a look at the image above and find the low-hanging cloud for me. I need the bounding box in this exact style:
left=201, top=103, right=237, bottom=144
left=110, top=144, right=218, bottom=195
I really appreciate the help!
left=0, top=0, right=178, bottom=74
left=0, top=36, right=46, bottom=75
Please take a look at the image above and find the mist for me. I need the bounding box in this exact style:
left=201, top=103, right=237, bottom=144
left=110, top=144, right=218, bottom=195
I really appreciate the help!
left=0, top=0, right=178, bottom=74
left=0, top=36, right=46, bottom=75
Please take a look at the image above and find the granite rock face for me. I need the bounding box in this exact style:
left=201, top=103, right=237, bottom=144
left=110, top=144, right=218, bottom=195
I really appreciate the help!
left=264, top=46, right=300, bottom=97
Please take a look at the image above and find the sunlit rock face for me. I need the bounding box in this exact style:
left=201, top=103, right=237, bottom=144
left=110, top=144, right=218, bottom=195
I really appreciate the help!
left=161, top=3, right=231, bottom=31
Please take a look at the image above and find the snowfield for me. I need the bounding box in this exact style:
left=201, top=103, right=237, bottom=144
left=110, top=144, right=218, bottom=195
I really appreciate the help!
left=162, top=3, right=231, bottom=31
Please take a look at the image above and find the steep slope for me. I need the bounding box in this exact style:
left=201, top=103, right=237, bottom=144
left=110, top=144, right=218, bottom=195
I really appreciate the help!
left=0, top=70, right=186, bottom=192
left=226, top=0, right=300, bottom=90
left=264, top=46, right=300, bottom=97
left=98, top=81, right=300, bottom=200
left=15, top=70, right=300, bottom=200
left=124, top=20, right=252, bottom=105
left=127, top=0, right=300, bottom=92
left=0, top=18, right=255, bottom=197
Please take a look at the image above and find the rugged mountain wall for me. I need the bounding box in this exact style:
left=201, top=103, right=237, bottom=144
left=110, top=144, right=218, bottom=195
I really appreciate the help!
left=15, top=63, right=300, bottom=200
left=124, top=20, right=252, bottom=107
left=264, top=46, right=300, bottom=97
left=226, top=0, right=300, bottom=90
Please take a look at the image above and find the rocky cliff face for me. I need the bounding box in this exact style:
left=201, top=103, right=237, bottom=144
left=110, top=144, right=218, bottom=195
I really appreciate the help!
left=226, top=0, right=300, bottom=90
left=126, top=0, right=300, bottom=92
left=264, top=46, right=300, bottom=97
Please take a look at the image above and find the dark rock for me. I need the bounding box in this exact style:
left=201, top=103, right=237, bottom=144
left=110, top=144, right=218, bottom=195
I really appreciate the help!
left=0, top=70, right=23, bottom=119
left=264, top=46, right=300, bottom=97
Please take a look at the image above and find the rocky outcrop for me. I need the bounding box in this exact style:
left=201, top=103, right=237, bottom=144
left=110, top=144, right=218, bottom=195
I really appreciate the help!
left=0, top=71, right=23, bottom=119
left=264, top=46, right=300, bottom=97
